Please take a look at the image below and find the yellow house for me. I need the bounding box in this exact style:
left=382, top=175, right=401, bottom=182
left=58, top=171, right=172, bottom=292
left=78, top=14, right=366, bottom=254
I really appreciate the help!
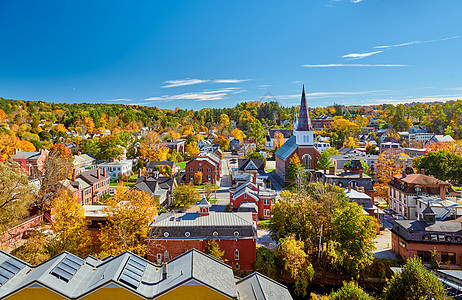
left=0, top=249, right=292, bottom=300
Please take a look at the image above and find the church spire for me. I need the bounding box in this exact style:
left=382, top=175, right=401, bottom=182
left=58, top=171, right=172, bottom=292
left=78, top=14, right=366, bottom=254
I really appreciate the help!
left=296, top=85, right=313, bottom=131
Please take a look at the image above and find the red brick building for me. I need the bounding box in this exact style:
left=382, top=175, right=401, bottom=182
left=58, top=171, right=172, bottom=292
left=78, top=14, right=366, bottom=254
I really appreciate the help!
left=185, top=152, right=221, bottom=184
left=275, top=86, right=320, bottom=180
left=230, top=173, right=277, bottom=220
left=147, top=199, right=257, bottom=271
left=311, top=114, right=334, bottom=130
left=391, top=208, right=462, bottom=265
left=76, top=168, right=111, bottom=204
left=11, top=149, right=48, bottom=179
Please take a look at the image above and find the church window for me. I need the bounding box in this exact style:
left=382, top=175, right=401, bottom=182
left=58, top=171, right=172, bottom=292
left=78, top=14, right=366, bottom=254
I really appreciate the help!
left=302, top=154, right=312, bottom=169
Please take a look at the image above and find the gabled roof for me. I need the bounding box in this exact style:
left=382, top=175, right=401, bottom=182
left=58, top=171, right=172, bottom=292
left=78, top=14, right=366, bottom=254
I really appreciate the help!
left=0, top=249, right=241, bottom=299
left=395, top=174, right=450, bottom=186
left=238, top=158, right=264, bottom=172
left=146, top=160, right=177, bottom=169
left=11, top=151, right=43, bottom=160
left=236, top=272, right=293, bottom=300
left=431, top=135, right=454, bottom=143
left=77, top=168, right=110, bottom=184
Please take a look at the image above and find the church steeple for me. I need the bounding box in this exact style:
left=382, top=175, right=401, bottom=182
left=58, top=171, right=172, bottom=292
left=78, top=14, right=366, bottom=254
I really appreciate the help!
left=296, top=85, right=313, bottom=132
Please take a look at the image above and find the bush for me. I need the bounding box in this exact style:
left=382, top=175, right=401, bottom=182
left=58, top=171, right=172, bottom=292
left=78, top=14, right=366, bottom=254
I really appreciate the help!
left=329, top=281, right=372, bottom=300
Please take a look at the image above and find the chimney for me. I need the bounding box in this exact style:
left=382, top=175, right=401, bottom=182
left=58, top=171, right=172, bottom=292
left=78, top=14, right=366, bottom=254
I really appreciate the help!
left=144, top=176, right=147, bottom=182
left=329, top=166, right=335, bottom=175
left=421, top=169, right=425, bottom=175
left=253, top=172, right=257, bottom=185
left=348, top=182, right=351, bottom=192
left=138, top=169, right=142, bottom=177
left=359, top=170, right=363, bottom=178
left=72, top=168, right=76, bottom=181
left=440, top=185, right=446, bottom=200
left=77, top=151, right=81, bottom=156
left=323, top=167, right=327, bottom=174
left=103, top=168, right=107, bottom=177
left=162, top=263, right=168, bottom=280
left=111, top=158, right=115, bottom=162
left=97, top=169, right=101, bottom=179
left=118, top=156, right=121, bottom=162
left=344, top=166, right=348, bottom=173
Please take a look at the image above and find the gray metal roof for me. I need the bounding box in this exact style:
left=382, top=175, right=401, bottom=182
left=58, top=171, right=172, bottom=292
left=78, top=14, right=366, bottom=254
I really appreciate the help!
left=0, top=249, right=241, bottom=299
left=236, top=272, right=293, bottom=300
left=274, top=135, right=297, bottom=160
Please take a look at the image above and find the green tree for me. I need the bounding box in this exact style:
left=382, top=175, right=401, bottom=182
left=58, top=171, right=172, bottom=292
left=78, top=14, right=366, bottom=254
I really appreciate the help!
left=328, top=202, right=377, bottom=278
left=317, top=150, right=334, bottom=170
left=414, top=150, right=462, bottom=183
left=329, top=281, right=372, bottom=300
left=247, top=151, right=267, bottom=168
left=172, top=184, right=200, bottom=208
left=254, top=247, right=277, bottom=278
left=383, top=257, right=450, bottom=300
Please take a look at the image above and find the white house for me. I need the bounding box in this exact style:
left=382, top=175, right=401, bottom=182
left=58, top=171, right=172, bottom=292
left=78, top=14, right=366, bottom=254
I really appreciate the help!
left=98, top=159, right=133, bottom=179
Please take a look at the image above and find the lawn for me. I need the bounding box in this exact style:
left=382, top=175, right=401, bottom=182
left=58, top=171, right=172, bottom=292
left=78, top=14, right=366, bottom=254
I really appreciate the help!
left=259, top=220, right=270, bottom=229
left=177, top=161, right=187, bottom=169
left=266, top=168, right=275, bottom=173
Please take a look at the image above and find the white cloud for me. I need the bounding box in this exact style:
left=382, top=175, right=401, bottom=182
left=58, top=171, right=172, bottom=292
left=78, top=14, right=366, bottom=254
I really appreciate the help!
left=161, top=79, right=209, bottom=88
left=351, top=0, right=364, bottom=3
left=374, top=36, right=459, bottom=49
left=144, top=88, right=244, bottom=102
left=107, top=98, right=132, bottom=102
left=258, top=84, right=271, bottom=88
left=342, top=50, right=382, bottom=60
left=363, top=94, right=462, bottom=105
left=302, top=64, right=407, bottom=67
left=213, top=79, right=249, bottom=83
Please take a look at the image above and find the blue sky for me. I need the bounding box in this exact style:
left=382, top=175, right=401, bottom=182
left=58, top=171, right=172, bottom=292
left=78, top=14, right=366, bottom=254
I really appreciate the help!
left=0, top=0, right=461, bottom=110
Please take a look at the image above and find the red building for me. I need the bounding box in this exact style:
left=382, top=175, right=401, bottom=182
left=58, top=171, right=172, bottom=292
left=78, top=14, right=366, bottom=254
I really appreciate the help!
left=230, top=173, right=277, bottom=220
left=311, top=114, right=334, bottom=130
left=147, top=199, right=257, bottom=271
left=11, top=149, right=48, bottom=179
left=275, top=86, right=320, bottom=180
left=391, top=207, right=462, bottom=265
left=76, top=168, right=111, bottom=204
left=185, top=152, right=221, bottom=184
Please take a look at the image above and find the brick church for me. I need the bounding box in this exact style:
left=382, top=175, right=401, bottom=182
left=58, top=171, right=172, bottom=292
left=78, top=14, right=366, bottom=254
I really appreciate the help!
left=275, top=86, right=321, bottom=179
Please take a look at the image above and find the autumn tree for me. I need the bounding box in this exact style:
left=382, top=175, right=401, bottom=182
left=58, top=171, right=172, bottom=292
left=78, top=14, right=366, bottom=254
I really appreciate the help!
left=0, top=161, right=34, bottom=234
left=231, top=128, right=246, bottom=144
left=100, top=188, right=157, bottom=256
left=383, top=257, right=450, bottom=300
left=284, top=154, right=304, bottom=186
left=139, top=131, right=168, bottom=161
left=273, top=131, right=285, bottom=149
left=172, top=184, right=200, bottom=208
left=37, top=149, right=73, bottom=215
left=204, top=240, right=226, bottom=262
left=213, top=135, right=229, bottom=151
left=48, top=191, right=90, bottom=257
left=185, top=141, right=200, bottom=157
left=193, top=171, right=203, bottom=185
left=275, top=236, right=314, bottom=297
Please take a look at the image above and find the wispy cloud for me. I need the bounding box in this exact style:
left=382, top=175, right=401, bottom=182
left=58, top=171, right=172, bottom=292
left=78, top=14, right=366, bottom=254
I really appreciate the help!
left=351, top=0, right=364, bottom=3
left=363, top=94, right=462, bottom=105
left=213, top=79, right=249, bottom=83
left=107, top=98, right=132, bottom=102
left=145, top=88, right=243, bottom=102
left=374, top=36, right=459, bottom=49
left=161, top=79, right=209, bottom=88
left=342, top=50, right=382, bottom=60
left=303, top=64, right=407, bottom=68
left=258, top=84, right=271, bottom=88
left=161, top=78, right=249, bottom=88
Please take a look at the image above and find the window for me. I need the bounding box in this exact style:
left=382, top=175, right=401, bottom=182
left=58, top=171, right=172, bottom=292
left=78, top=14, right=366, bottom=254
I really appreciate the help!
left=264, top=209, right=270, bottom=217
left=207, top=175, right=211, bottom=181
left=164, top=251, right=169, bottom=262
left=189, top=168, right=194, bottom=172
left=156, top=253, right=162, bottom=264
left=417, top=251, right=431, bottom=262
left=302, top=154, right=311, bottom=169
left=234, top=249, right=239, bottom=260
left=235, top=263, right=240, bottom=270
left=441, top=252, right=456, bottom=264
left=207, top=168, right=212, bottom=172
left=264, top=199, right=270, bottom=205
left=198, top=168, right=203, bottom=172
left=190, top=175, right=194, bottom=181
left=244, top=194, right=247, bottom=199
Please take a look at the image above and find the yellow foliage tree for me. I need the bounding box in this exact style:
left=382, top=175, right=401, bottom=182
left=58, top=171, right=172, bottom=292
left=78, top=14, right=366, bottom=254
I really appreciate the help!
left=231, top=128, right=246, bottom=143
left=100, top=188, right=157, bottom=256
left=342, top=136, right=357, bottom=149
left=186, top=141, right=200, bottom=157
left=139, top=131, right=168, bottom=161
left=273, top=131, right=285, bottom=149
left=0, top=109, right=6, bottom=122
left=84, top=117, right=95, bottom=133
left=49, top=191, right=90, bottom=257
left=55, top=124, right=67, bottom=132
left=0, top=133, right=36, bottom=160
left=194, top=171, right=203, bottom=185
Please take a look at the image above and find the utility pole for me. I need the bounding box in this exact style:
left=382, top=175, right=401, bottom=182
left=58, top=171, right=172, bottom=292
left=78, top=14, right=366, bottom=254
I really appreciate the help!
left=318, top=224, right=323, bottom=260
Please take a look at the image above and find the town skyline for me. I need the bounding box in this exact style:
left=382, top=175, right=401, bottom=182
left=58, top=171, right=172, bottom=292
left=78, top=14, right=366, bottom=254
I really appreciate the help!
left=1, top=0, right=461, bottom=110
